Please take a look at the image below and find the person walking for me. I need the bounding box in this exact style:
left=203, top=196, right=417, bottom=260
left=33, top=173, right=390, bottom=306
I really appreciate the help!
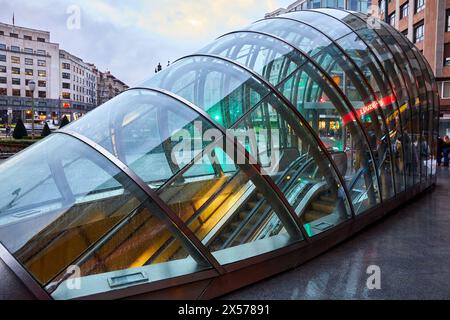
left=443, top=135, right=450, bottom=167
left=437, top=135, right=443, bottom=166
left=5, top=125, right=11, bottom=138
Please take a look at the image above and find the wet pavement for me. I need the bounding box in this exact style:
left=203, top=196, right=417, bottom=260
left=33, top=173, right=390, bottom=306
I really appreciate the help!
left=225, top=167, right=450, bottom=300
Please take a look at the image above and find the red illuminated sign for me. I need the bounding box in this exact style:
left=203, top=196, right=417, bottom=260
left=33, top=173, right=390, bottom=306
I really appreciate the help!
left=63, top=102, right=71, bottom=109
left=342, top=95, right=396, bottom=125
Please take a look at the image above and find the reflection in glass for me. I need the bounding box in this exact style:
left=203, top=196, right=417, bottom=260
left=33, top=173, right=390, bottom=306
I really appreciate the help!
left=0, top=134, right=210, bottom=299
left=66, top=89, right=216, bottom=189
left=201, top=29, right=380, bottom=214
left=159, top=139, right=304, bottom=264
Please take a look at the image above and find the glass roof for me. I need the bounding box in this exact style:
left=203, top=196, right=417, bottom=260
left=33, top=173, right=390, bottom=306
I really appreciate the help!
left=0, top=9, right=438, bottom=300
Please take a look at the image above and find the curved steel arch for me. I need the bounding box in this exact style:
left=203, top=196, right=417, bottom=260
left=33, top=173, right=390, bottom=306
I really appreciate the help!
left=174, top=52, right=356, bottom=220
left=214, top=28, right=383, bottom=205
left=275, top=11, right=400, bottom=197
left=55, top=129, right=227, bottom=276
left=340, top=10, right=421, bottom=185
left=391, top=28, right=436, bottom=184
left=140, top=87, right=309, bottom=241
left=345, top=11, right=427, bottom=186
left=303, top=8, right=409, bottom=191
left=253, top=15, right=397, bottom=198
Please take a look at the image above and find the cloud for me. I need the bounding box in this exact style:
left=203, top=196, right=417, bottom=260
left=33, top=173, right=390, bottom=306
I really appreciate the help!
left=0, top=0, right=293, bottom=86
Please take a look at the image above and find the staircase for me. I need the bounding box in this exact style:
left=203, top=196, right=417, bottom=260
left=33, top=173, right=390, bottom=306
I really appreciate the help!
left=303, top=193, right=337, bottom=223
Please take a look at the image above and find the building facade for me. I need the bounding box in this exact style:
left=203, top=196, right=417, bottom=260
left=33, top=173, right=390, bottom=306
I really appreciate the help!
left=59, top=50, right=98, bottom=121
left=265, top=0, right=372, bottom=17
left=377, top=0, right=450, bottom=136
left=97, top=71, right=129, bottom=106
left=0, top=21, right=128, bottom=126
left=0, top=22, right=60, bottom=124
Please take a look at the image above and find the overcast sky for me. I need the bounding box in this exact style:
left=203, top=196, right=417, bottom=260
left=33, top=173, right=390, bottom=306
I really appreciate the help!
left=0, top=0, right=293, bottom=86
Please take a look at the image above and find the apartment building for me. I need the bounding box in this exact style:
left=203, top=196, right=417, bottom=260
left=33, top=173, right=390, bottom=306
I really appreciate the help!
left=265, top=0, right=372, bottom=17
left=379, top=0, right=450, bottom=135
left=0, top=21, right=128, bottom=125
left=97, top=71, right=129, bottom=106
left=0, top=22, right=60, bottom=123
left=59, top=50, right=98, bottom=120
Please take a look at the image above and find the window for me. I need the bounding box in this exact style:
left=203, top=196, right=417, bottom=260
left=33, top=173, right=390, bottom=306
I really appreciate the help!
left=25, top=79, right=31, bottom=86
left=401, top=3, right=409, bottom=19
left=12, top=89, right=21, bottom=96
left=38, top=91, right=46, bottom=98
left=24, top=48, right=33, bottom=54
left=0, top=66, right=5, bottom=73
left=12, top=67, right=20, bottom=75
left=25, top=90, right=33, bottom=98
left=12, top=78, right=20, bottom=85
left=445, top=43, right=450, bottom=66
left=24, top=35, right=32, bottom=40
left=0, top=55, right=5, bottom=62
left=38, top=80, right=46, bottom=87
left=62, top=63, right=71, bottom=70
left=62, top=82, right=70, bottom=89
left=37, top=37, right=45, bottom=42
left=447, top=10, right=450, bottom=32
left=37, top=60, right=46, bottom=67
left=0, top=43, right=5, bottom=50
left=415, top=0, right=425, bottom=13
left=389, top=12, right=396, bottom=26
left=442, top=82, right=450, bottom=99
left=38, top=70, right=47, bottom=77
left=11, top=56, right=20, bottom=64
left=0, top=88, right=6, bottom=96
left=25, top=58, right=33, bottom=65
left=0, top=77, right=6, bottom=84
left=0, top=31, right=3, bottom=35
left=414, top=22, right=424, bottom=43
left=10, top=33, right=18, bottom=38
left=37, top=49, right=46, bottom=55
left=62, top=92, right=71, bottom=99
left=62, top=72, right=71, bottom=79
left=402, top=29, right=409, bottom=37
left=25, top=69, right=33, bottom=76
left=11, top=46, right=20, bottom=52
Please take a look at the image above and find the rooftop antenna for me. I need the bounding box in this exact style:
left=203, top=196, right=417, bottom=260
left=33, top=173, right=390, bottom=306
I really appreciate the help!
left=12, top=12, right=15, bottom=26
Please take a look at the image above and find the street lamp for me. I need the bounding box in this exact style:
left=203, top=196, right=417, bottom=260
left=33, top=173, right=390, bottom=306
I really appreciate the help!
left=28, top=80, right=36, bottom=139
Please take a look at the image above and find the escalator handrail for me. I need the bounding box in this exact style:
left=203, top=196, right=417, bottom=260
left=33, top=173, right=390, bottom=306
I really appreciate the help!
left=218, top=155, right=314, bottom=249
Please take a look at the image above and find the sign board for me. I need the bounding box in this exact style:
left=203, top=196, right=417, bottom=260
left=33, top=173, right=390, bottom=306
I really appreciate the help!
left=63, top=102, right=71, bottom=109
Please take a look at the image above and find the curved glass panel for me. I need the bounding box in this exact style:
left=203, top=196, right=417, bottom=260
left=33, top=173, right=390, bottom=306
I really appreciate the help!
left=231, top=95, right=353, bottom=231
left=201, top=30, right=380, bottom=214
left=143, top=56, right=271, bottom=128
left=200, top=32, right=307, bottom=86
left=0, top=134, right=210, bottom=299
left=385, top=27, right=434, bottom=185
left=65, top=89, right=216, bottom=189
left=333, top=9, right=416, bottom=188
left=284, top=11, right=352, bottom=40
left=352, top=12, right=422, bottom=185
left=158, top=139, right=304, bottom=264
left=246, top=18, right=332, bottom=56
left=273, top=12, right=397, bottom=199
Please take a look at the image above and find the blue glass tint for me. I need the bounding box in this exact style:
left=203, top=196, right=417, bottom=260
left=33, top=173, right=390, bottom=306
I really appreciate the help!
left=0, top=134, right=210, bottom=291
left=143, top=56, right=271, bottom=128
left=201, top=32, right=306, bottom=86
left=284, top=11, right=353, bottom=40
left=66, top=89, right=216, bottom=189
left=158, top=139, right=304, bottom=264
left=246, top=19, right=332, bottom=57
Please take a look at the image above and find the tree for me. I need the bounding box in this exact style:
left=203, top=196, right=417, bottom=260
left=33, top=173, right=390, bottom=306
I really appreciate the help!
left=12, top=119, right=28, bottom=140
left=41, top=122, right=51, bottom=137
left=59, top=115, right=70, bottom=128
